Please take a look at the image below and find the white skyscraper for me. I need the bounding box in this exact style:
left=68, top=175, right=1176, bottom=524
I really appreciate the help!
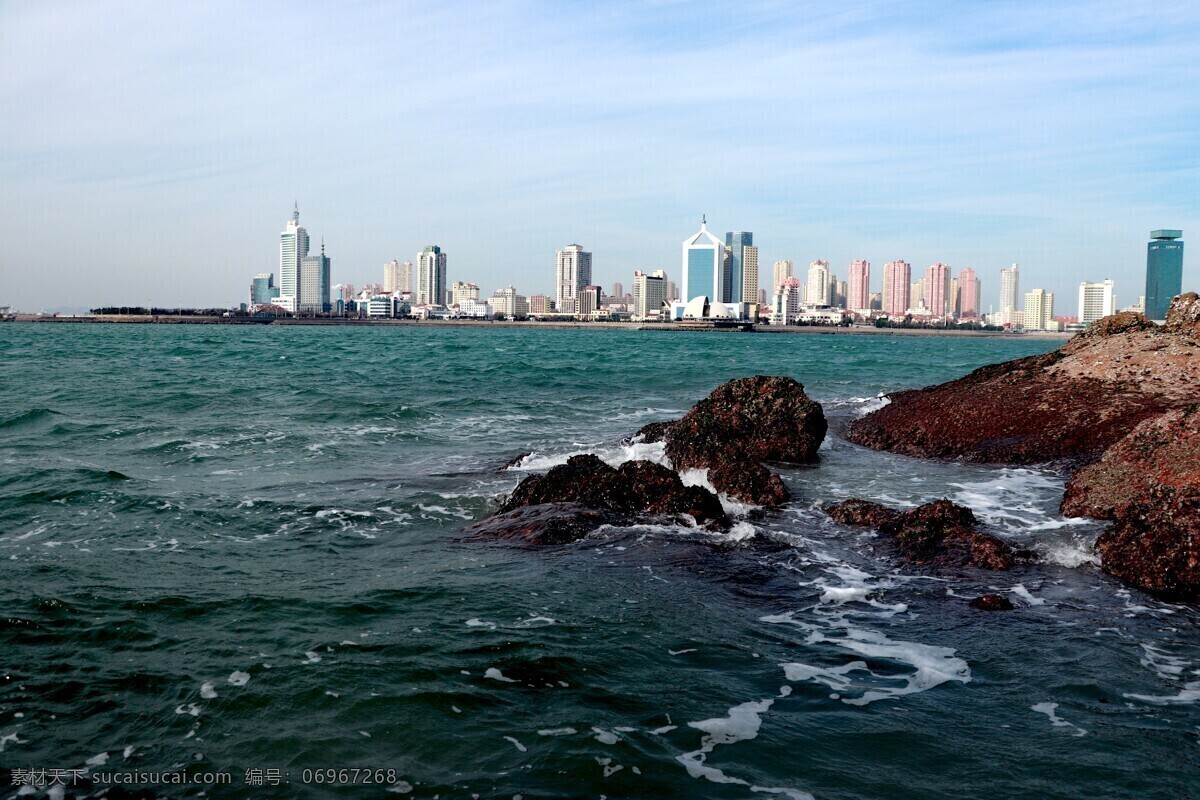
left=278, top=203, right=309, bottom=313
left=772, top=259, right=794, bottom=289
left=680, top=216, right=724, bottom=308
left=1000, top=263, right=1020, bottom=323
left=1078, top=279, right=1116, bottom=324
left=741, top=245, right=759, bottom=309
left=1025, top=289, right=1054, bottom=331
left=806, top=260, right=831, bottom=306
left=384, top=259, right=410, bottom=293
left=555, top=244, right=593, bottom=313
left=633, top=269, right=667, bottom=320
left=416, top=245, right=447, bottom=306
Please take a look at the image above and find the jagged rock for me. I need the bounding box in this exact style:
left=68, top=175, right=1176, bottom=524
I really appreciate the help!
left=1165, top=291, right=1200, bottom=339
left=847, top=301, right=1200, bottom=465
left=1094, top=489, right=1200, bottom=602
left=497, top=451, right=532, bottom=472
left=631, top=420, right=676, bottom=444
left=663, top=376, right=826, bottom=505
left=463, top=503, right=626, bottom=545
left=826, top=497, right=1015, bottom=570
left=1062, top=405, right=1200, bottom=520
left=969, top=594, right=1015, bottom=611
left=824, top=499, right=902, bottom=527
left=499, top=454, right=729, bottom=530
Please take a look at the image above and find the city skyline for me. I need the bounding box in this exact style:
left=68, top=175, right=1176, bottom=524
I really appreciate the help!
left=2, top=1, right=1198, bottom=311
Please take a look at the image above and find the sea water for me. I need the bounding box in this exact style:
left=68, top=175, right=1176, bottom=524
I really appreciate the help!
left=0, top=323, right=1197, bottom=799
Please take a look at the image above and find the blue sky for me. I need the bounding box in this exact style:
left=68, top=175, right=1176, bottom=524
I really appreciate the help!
left=1, top=0, right=1197, bottom=312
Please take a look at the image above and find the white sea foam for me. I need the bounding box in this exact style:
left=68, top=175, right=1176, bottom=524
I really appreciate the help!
left=484, top=667, right=518, bottom=683
left=199, top=682, right=218, bottom=699
left=303, top=651, right=322, bottom=664
left=677, top=688, right=813, bottom=800
left=537, top=727, right=577, bottom=736
left=85, top=752, right=109, bottom=767
left=591, top=727, right=620, bottom=744
left=503, top=735, right=527, bottom=752
left=1009, top=584, right=1046, bottom=606
left=174, top=704, right=201, bottom=717
left=466, top=618, right=497, bottom=630
left=1031, top=702, right=1087, bottom=736
left=511, top=440, right=670, bottom=473
left=1125, top=681, right=1200, bottom=705
left=227, top=670, right=250, bottom=686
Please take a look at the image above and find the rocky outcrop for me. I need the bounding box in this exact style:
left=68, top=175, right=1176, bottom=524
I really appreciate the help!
left=969, top=594, right=1015, bottom=611
left=825, top=498, right=1016, bottom=570
left=1093, top=490, right=1200, bottom=602
left=648, top=376, right=826, bottom=505
left=499, top=454, right=730, bottom=531
left=1061, top=405, right=1200, bottom=520
left=847, top=299, right=1200, bottom=465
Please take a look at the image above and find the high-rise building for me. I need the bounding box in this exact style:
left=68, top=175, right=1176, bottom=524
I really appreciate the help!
left=924, top=263, right=951, bottom=316
left=489, top=286, right=529, bottom=319
left=741, top=245, right=759, bottom=308
left=770, top=277, right=802, bottom=325
left=250, top=274, right=279, bottom=306
left=529, top=294, right=551, bottom=315
left=416, top=245, right=447, bottom=306
left=278, top=203, right=309, bottom=312
left=1024, top=289, right=1054, bottom=331
left=724, top=232, right=753, bottom=304
left=681, top=217, right=724, bottom=305
left=949, top=278, right=961, bottom=317
left=665, top=280, right=678, bottom=303
left=1000, top=263, right=1020, bottom=323
left=834, top=280, right=847, bottom=309
left=611, top=282, right=624, bottom=299
left=1078, top=279, right=1116, bottom=324
left=773, top=259, right=794, bottom=289
left=883, top=260, right=911, bottom=316
left=958, top=268, right=981, bottom=317
left=1145, top=230, right=1184, bottom=320
left=450, top=281, right=480, bottom=306
left=578, top=285, right=602, bottom=318
left=384, top=260, right=402, bottom=293
left=847, top=260, right=870, bottom=312
left=633, top=270, right=667, bottom=320
left=806, top=260, right=831, bottom=306
left=297, top=241, right=331, bottom=313
left=556, top=245, right=592, bottom=311
left=910, top=281, right=924, bottom=309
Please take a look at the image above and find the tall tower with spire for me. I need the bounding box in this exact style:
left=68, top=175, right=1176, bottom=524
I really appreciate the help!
left=279, top=203, right=309, bottom=312
left=680, top=215, right=724, bottom=309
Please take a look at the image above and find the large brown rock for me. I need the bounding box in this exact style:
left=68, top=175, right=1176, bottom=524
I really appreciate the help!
left=848, top=301, right=1200, bottom=465
left=463, top=503, right=627, bottom=545
left=1062, top=405, right=1200, bottom=520
left=499, top=454, right=730, bottom=531
left=1165, top=291, right=1200, bottom=339
left=1094, top=490, right=1200, bottom=602
left=660, top=376, right=826, bottom=505
left=826, top=498, right=1016, bottom=570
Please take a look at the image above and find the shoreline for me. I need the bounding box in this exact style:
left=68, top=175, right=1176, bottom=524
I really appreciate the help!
left=7, top=314, right=1073, bottom=340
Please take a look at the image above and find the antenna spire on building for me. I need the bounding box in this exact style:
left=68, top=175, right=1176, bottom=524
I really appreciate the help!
left=701, top=213, right=706, bottom=227
left=292, top=201, right=299, bottom=222
left=321, top=236, right=326, bottom=255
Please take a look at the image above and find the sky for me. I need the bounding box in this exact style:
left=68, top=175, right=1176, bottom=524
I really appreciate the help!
left=1, top=0, right=1197, bottom=313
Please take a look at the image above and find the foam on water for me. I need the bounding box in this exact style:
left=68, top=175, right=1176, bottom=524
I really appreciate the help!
left=1030, top=703, right=1088, bottom=736
left=199, top=682, right=218, bottom=699
left=510, top=440, right=669, bottom=473
left=485, top=667, right=518, bottom=683
left=228, top=670, right=250, bottom=686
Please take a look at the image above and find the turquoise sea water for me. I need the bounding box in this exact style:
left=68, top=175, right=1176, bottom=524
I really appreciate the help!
left=1, top=323, right=1197, bottom=800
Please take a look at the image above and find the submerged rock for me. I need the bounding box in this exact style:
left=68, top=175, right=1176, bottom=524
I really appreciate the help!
left=499, top=454, right=730, bottom=531
left=969, top=594, right=1015, bottom=611
left=826, top=498, right=1016, bottom=570
left=463, top=503, right=626, bottom=545
left=847, top=299, right=1200, bottom=465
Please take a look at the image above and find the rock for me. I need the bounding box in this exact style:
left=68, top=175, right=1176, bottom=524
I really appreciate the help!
left=1165, top=291, right=1200, bottom=339
left=969, top=594, right=1015, bottom=611
left=824, top=499, right=902, bottom=527
left=463, top=503, right=625, bottom=545
left=499, top=454, right=729, bottom=530
left=826, top=497, right=1015, bottom=570
left=497, top=451, right=532, bottom=472
left=631, top=420, right=676, bottom=444
left=846, top=309, right=1200, bottom=464
left=1094, top=489, right=1200, bottom=602
left=664, top=376, right=826, bottom=505
left=1062, top=405, right=1200, bottom=520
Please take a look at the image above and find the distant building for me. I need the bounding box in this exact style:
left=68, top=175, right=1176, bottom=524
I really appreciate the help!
left=1024, top=288, right=1055, bottom=331
left=529, top=294, right=551, bottom=315
left=450, top=281, right=480, bottom=306
left=456, top=298, right=492, bottom=319
left=578, top=285, right=602, bottom=318
left=806, top=261, right=831, bottom=306
left=847, top=260, right=870, bottom=312
left=278, top=203, right=309, bottom=313
left=741, top=244, right=759, bottom=308
left=1078, top=279, right=1116, bottom=324
left=297, top=242, right=331, bottom=313
left=869, top=292, right=882, bottom=311
left=681, top=216, right=724, bottom=308
left=250, top=273, right=278, bottom=306
left=910, top=281, right=923, bottom=308
left=633, top=270, right=666, bottom=321
left=416, top=245, right=447, bottom=307
left=1145, top=230, right=1183, bottom=320
left=665, top=280, right=679, bottom=303
left=923, top=263, right=951, bottom=317
left=556, top=245, right=592, bottom=313
left=772, top=259, right=794, bottom=289
left=611, top=282, right=624, bottom=299
left=1000, top=263, right=1020, bottom=324
left=882, top=260, right=911, bottom=317
left=489, top=286, right=529, bottom=319
left=724, top=232, right=753, bottom=304
left=770, top=277, right=802, bottom=325
left=958, top=268, right=981, bottom=317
